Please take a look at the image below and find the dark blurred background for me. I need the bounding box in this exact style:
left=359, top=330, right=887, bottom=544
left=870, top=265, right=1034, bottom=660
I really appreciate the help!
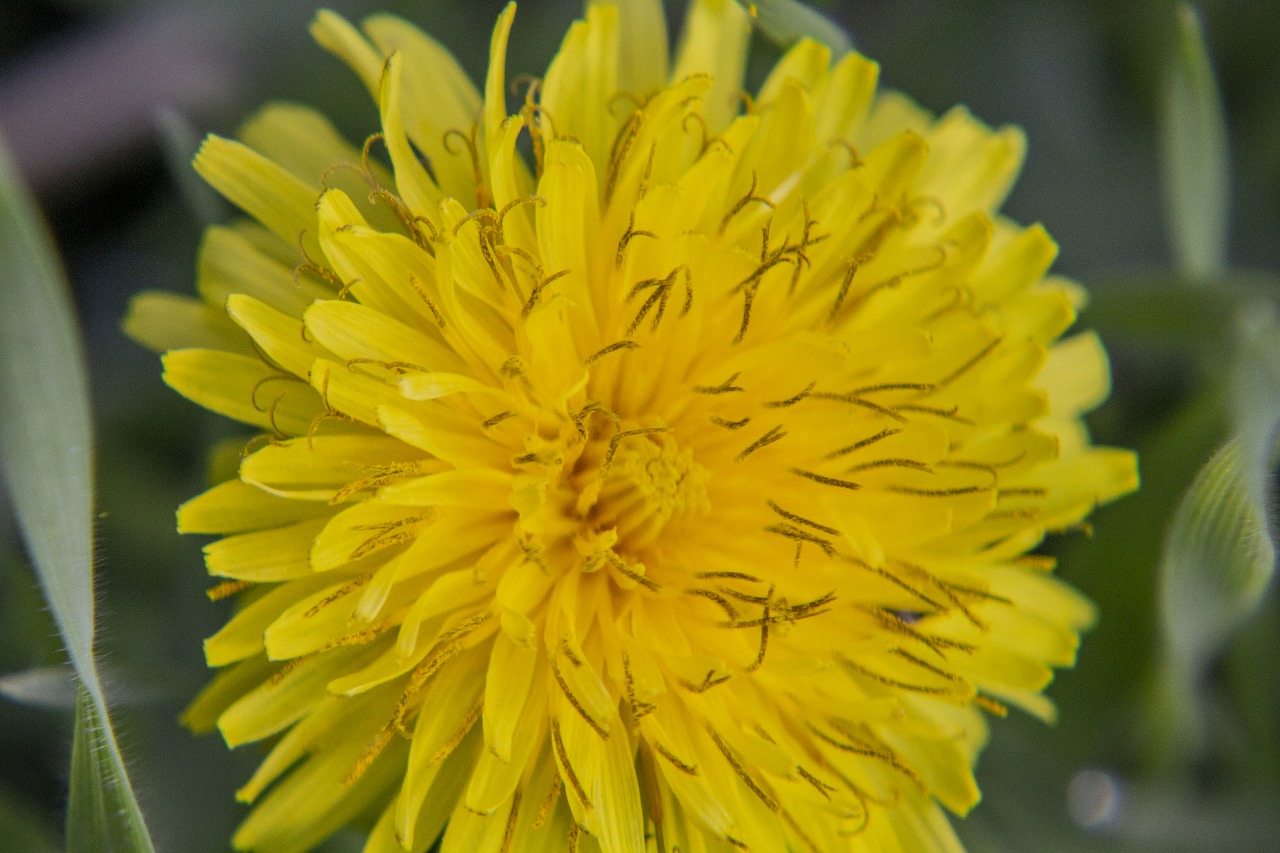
left=2, top=1, right=1278, bottom=850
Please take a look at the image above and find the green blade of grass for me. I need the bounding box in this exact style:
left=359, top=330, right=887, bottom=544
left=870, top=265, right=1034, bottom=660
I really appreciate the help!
left=68, top=688, right=157, bottom=853
left=1161, top=4, right=1230, bottom=276
left=0, top=666, right=77, bottom=709
left=0, top=131, right=155, bottom=850
left=155, top=106, right=230, bottom=226
left=0, top=140, right=96, bottom=694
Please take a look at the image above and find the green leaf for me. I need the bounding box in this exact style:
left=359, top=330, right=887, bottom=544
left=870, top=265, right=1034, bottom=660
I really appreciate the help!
left=1160, top=4, right=1230, bottom=276
left=1160, top=438, right=1274, bottom=684
left=0, top=131, right=155, bottom=850
left=68, top=688, right=157, bottom=853
left=737, top=0, right=852, bottom=56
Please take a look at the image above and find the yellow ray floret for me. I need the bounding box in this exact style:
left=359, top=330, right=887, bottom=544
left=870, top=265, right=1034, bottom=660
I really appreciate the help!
left=128, top=1, right=1137, bottom=851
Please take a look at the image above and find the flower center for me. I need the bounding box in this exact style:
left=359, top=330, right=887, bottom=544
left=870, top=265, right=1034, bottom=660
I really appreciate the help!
left=588, top=431, right=710, bottom=550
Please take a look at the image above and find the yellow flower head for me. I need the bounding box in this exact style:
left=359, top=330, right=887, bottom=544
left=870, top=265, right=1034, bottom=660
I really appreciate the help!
left=127, top=1, right=1138, bottom=851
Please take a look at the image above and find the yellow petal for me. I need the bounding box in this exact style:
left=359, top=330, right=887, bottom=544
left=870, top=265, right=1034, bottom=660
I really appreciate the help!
left=218, top=643, right=372, bottom=747
left=671, top=0, right=751, bottom=133
left=196, top=224, right=332, bottom=316
left=812, top=49, right=880, bottom=147
left=879, top=719, right=982, bottom=816
left=162, top=349, right=321, bottom=434
left=194, top=134, right=320, bottom=259
left=855, top=128, right=929, bottom=207
left=504, top=749, right=576, bottom=853
left=495, top=558, right=556, bottom=616
left=232, top=714, right=407, bottom=853
left=369, top=731, right=479, bottom=853
left=397, top=371, right=503, bottom=402
left=377, top=469, right=515, bottom=509
left=397, top=567, right=503, bottom=659
left=123, top=291, right=250, bottom=355
left=204, top=517, right=331, bottom=582
left=593, top=718, right=645, bottom=853
left=226, top=293, right=318, bottom=378
left=858, top=90, right=932, bottom=149
left=364, top=12, right=485, bottom=205
left=178, top=480, right=334, bottom=534
left=431, top=224, right=512, bottom=368
left=310, top=10, right=383, bottom=94
left=882, top=797, right=967, bottom=853
left=239, top=100, right=393, bottom=196
left=757, top=38, right=830, bottom=105
left=313, top=189, right=432, bottom=324
left=378, top=403, right=509, bottom=469
left=483, top=4, right=517, bottom=172
left=376, top=53, right=443, bottom=219
left=304, top=298, right=466, bottom=376
left=181, top=654, right=275, bottom=733
left=593, top=0, right=668, bottom=97
left=364, top=14, right=481, bottom=126
left=736, top=78, right=814, bottom=201
left=236, top=694, right=349, bottom=803
left=487, top=115, right=537, bottom=253
left=325, top=642, right=427, bottom=698
left=639, top=711, right=735, bottom=838
left=204, top=573, right=339, bottom=666
left=1038, top=331, right=1112, bottom=417
left=309, top=357, right=403, bottom=428
left=466, top=671, right=546, bottom=814
left=479, top=629, right=538, bottom=763
left=542, top=5, right=621, bottom=170
left=397, top=649, right=487, bottom=846
left=240, top=433, right=423, bottom=500
left=973, top=222, right=1059, bottom=303
left=311, top=498, right=432, bottom=572
left=918, top=107, right=1027, bottom=217
left=263, top=571, right=394, bottom=659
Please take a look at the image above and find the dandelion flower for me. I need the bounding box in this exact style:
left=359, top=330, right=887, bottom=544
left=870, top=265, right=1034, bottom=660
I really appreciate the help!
left=126, top=1, right=1139, bottom=850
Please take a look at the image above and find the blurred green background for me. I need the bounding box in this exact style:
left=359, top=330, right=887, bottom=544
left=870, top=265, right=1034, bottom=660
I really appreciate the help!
left=1, top=0, right=1278, bottom=850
